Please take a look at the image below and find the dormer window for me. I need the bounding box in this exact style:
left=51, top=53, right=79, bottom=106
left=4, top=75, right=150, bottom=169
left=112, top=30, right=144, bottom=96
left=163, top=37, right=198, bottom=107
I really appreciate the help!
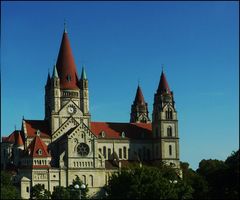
left=101, top=131, right=105, bottom=138
left=121, top=132, right=125, bottom=138
left=38, top=149, right=42, bottom=155
left=36, top=129, right=41, bottom=136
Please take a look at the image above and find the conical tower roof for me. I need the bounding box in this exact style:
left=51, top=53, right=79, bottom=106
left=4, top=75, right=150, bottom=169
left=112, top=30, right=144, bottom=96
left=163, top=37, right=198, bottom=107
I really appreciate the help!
left=134, top=85, right=146, bottom=105
left=157, top=71, right=171, bottom=94
left=56, top=30, right=79, bottom=89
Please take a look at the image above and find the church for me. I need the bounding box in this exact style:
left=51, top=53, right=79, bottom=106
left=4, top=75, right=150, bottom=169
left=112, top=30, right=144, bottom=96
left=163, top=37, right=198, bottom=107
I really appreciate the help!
left=1, top=27, right=180, bottom=199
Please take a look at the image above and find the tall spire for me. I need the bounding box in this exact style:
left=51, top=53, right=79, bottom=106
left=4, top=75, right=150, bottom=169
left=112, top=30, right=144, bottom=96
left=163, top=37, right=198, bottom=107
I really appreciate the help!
left=46, top=71, right=51, bottom=87
left=134, top=85, right=145, bottom=105
left=52, top=64, right=59, bottom=78
left=56, top=29, right=79, bottom=89
left=81, top=65, right=87, bottom=80
left=157, top=70, right=171, bottom=94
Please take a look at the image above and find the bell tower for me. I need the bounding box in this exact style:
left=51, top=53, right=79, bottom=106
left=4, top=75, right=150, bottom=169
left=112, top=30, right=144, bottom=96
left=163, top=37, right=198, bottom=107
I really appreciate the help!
left=130, top=84, right=150, bottom=123
left=152, top=69, right=180, bottom=168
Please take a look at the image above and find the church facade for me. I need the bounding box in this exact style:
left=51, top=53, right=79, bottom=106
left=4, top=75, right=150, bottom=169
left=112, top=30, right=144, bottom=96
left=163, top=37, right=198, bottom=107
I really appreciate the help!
left=1, top=28, right=180, bottom=199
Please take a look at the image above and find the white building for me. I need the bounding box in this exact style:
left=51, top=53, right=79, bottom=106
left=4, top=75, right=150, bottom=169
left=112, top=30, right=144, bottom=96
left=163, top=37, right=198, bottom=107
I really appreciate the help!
left=1, top=28, right=180, bottom=199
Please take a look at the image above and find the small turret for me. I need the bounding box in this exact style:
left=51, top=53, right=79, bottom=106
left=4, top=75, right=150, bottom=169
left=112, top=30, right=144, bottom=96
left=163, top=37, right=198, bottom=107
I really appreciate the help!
left=79, top=66, right=89, bottom=115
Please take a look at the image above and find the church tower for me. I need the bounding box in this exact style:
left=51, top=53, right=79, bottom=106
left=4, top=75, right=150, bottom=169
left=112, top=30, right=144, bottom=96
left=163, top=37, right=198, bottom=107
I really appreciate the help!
left=44, top=27, right=91, bottom=133
left=130, top=85, right=150, bottom=123
left=152, top=70, right=180, bottom=168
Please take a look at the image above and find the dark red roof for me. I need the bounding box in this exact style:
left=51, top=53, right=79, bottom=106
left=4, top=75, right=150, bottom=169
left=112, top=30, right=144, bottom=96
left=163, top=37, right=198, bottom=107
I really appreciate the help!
left=91, top=122, right=152, bottom=139
left=134, top=85, right=146, bottom=105
left=157, top=71, right=171, bottom=94
left=24, top=120, right=50, bottom=138
left=15, top=132, right=24, bottom=146
left=27, top=136, right=50, bottom=158
left=56, top=31, right=79, bottom=90
left=2, top=130, right=24, bottom=145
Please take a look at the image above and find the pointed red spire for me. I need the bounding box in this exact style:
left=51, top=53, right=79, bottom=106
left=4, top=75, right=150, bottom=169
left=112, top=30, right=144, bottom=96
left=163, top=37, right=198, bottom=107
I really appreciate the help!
left=134, top=85, right=146, bottom=104
left=157, top=71, right=171, bottom=94
left=56, top=31, right=79, bottom=89
left=15, top=132, right=24, bottom=146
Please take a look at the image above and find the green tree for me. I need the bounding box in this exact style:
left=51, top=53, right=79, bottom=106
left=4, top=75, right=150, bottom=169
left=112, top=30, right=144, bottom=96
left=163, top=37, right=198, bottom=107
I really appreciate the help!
left=181, top=162, right=208, bottom=199
left=1, top=170, right=21, bottom=199
left=51, top=186, right=70, bottom=199
left=105, top=165, right=193, bottom=199
left=68, top=175, right=89, bottom=199
left=30, top=184, right=51, bottom=199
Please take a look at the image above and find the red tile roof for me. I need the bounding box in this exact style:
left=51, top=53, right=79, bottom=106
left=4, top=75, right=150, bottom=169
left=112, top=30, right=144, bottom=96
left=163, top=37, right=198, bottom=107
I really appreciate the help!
left=91, top=122, right=152, bottom=139
left=2, top=130, right=24, bottom=145
left=157, top=71, right=171, bottom=94
left=15, top=131, right=24, bottom=146
left=24, top=120, right=50, bottom=138
left=27, top=136, right=50, bottom=158
left=56, top=31, right=79, bottom=90
left=134, top=85, right=146, bottom=105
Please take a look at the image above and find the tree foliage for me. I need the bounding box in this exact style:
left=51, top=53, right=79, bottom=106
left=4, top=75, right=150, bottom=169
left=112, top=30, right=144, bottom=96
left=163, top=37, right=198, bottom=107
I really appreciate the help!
left=30, top=183, right=51, bottom=199
left=51, top=186, right=70, bottom=199
left=67, top=175, right=89, bottom=199
left=105, top=165, right=193, bottom=199
left=0, top=170, right=21, bottom=199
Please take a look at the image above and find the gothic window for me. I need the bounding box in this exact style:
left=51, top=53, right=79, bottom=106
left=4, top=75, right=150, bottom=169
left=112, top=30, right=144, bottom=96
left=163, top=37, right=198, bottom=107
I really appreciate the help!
left=166, top=108, right=173, bottom=119
left=169, top=145, right=172, bottom=156
left=167, top=126, right=172, bottom=137
left=82, top=175, right=86, bottom=184
left=99, top=148, right=102, bottom=154
left=123, top=147, right=127, bottom=159
left=103, top=146, right=106, bottom=158
left=119, top=149, right=122, bottom=159
left=89, top=175, right=93, bottom=187
left=108, top=148, right=111, bottom=159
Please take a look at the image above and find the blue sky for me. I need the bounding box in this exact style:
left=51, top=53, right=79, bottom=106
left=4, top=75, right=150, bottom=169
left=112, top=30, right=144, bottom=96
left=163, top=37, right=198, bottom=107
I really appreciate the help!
left=1, top=1, right=239, bottom=170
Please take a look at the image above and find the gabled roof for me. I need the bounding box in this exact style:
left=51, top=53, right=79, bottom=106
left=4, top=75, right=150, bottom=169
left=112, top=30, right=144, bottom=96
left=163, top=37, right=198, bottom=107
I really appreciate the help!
left=56, top=31, right=79, bottom=90
left=91, top=122, right=152, bottom=139
left=27, top=136, right=50, bottom=158
left=157, top=71, right=171, bottom=94
left=134, top=85, right=146, bottom=105
left=2, top=130, right=24, bottom=145
left=24, top=120, right=50, bottom=138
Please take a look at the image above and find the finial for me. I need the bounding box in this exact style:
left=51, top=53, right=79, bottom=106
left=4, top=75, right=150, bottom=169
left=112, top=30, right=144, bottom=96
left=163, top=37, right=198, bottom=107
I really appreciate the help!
left=14, top=125, right=16, bottom=131
left=161, top=64, right=164, bottom=72
left=64, top=19, right=67, bottom=33
left=81, top=65, right=87, bottom=80
left=22, top=115, right=25, bottom=120
left=138, top=79, right=140, bottom=87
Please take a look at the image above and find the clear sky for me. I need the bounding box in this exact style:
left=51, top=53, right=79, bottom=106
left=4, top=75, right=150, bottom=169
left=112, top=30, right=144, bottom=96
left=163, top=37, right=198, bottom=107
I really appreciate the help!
left=1, top=1, right=239, bottom=170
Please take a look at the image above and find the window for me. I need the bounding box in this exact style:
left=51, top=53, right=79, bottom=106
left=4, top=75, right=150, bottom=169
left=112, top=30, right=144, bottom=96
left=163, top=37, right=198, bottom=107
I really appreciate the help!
left=89, top=175, right=93, bottom=187
left=103, top=146, right=106, bottom=158
left=123, top=147, right=127, bottom=159
left=166, top=108, right=173, bottom=119
left=167, top=126, right=172, bottom=137
left=121, top=132, right=125, bottom=138
left=38, top=149, right=42, bottom=155
left=119, top=149, right=122, bottom=159
left=169, top=145, right=172, bottom=156
left=26, top=187, right=29, bottom=193
left=101, top=131, right=105, bottom=138
left=108, top=148, right=111, bottom=160
left=82, top=175, right=86, bottom=184
left=99, top=148, right=102, bottom=154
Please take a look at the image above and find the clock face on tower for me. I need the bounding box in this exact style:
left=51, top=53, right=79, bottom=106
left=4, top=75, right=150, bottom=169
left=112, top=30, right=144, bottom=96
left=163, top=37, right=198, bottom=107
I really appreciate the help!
left=77, top=143, right=90, bottom=156
left=67, top=105, right=76, bottom=114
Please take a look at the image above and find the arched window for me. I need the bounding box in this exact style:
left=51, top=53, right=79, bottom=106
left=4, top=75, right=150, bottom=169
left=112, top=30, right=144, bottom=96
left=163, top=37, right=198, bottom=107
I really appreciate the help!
left=119, top=149, right=122, bottom=159
left=169, top=145, right=172, bottom=156
left=89, top=175, right=93, bottom=187
left=82, top=175, right=86, bottom=184
left=123, top=147, right=127, bottom=159
left=103, top=146, right=106, bottom=158
left=108, top=148, right=111, bottom=160
left=167, top=126, right=172, bottom=137
left=166, top=108, right=173, bottom=119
